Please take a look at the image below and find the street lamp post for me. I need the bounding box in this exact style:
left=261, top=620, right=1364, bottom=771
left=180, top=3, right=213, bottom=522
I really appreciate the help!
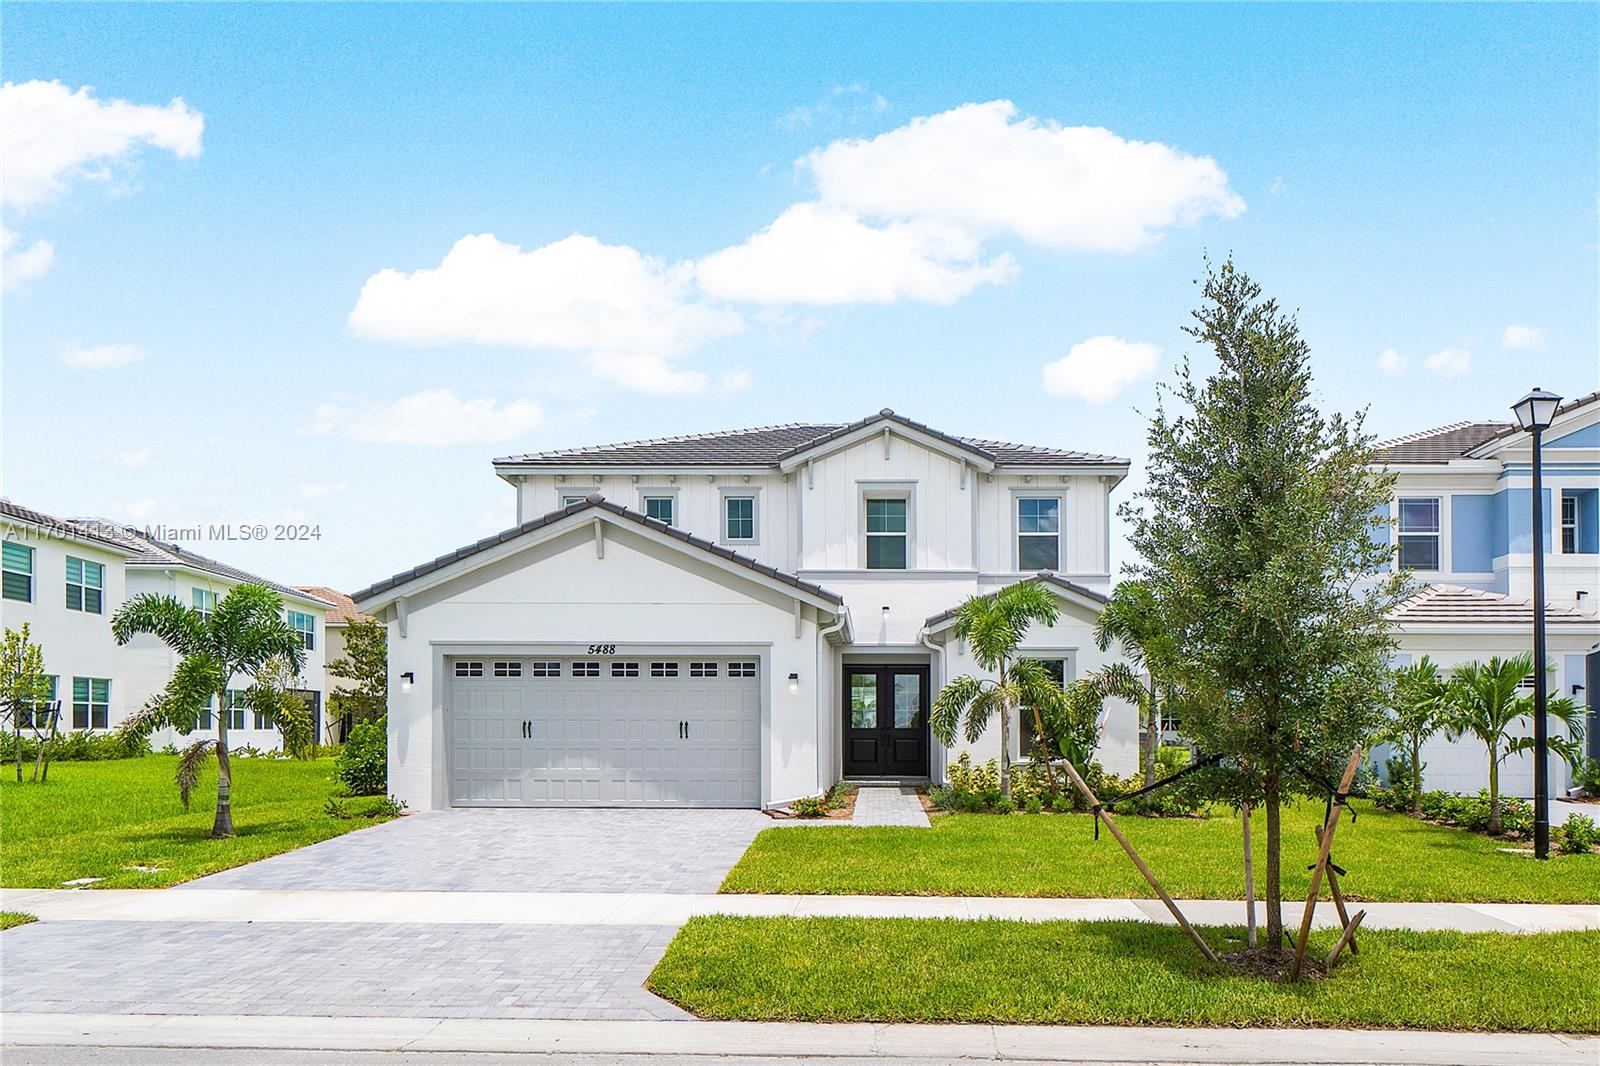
left=1511, top=386, right=1563, bottom=861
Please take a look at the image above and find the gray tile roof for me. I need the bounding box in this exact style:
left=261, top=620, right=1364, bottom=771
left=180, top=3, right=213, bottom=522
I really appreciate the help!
left=70, top=520, right=333, bottom=607
left=924, top=571, right=1109, bottom=629
left=0, top=499, right=135, bottom=552
left=1372, top=421, right=1513, bottom=464
left=1463, top=389, right=1600, bottom=456
left=1390, top=584, right=1598, bottom=626
left=495, top=410, right=1127, bottom=468
left=353, top=495, right=844, bottom=607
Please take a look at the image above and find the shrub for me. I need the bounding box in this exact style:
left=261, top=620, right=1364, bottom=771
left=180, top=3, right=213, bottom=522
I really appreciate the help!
left=0, top=730, right=150, bottom=762
left=1049, top=792, right=1074, bottom=814
left=1023, top=794, right=1043, bottom=815
left=790, top=795, right=827, bottom=818
left=1557, top=813, right=1599, bottom=854
left=928, top=786, right=956, bottom=810
left=824, top=781, right=857, bottom=808
left=336, top=716, right=387, bottom=796
left=994, top=796, right=1016, bottom=815
left=1574, top=758, right=1600, bottom=797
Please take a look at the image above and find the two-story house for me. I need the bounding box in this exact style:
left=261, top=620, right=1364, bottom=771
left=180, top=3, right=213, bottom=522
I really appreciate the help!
left=355, top=409, right=1140, bottom=811
left=0, top=499, right=333, bottom=750
left=1373, top=390, right=1600, bottom=796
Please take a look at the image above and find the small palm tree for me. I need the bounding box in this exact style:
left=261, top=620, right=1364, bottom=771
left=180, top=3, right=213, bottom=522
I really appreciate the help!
left=1380, top=656, right=1449, bottom=813
left=113, top=583, right=306, bottom=838
left=930, top=582, right=1062, bottom=796
left=1093, top=580, right=1173, bottom=785
left=1443, top=654, right=1584, bottom=834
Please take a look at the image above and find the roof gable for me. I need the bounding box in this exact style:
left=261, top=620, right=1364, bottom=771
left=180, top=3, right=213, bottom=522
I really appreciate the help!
left=1464, top=390, right=1600, bottom=459
left=923, top=571, right=1109, bottom=633
left=1372, top=421, right=1512, bottom=464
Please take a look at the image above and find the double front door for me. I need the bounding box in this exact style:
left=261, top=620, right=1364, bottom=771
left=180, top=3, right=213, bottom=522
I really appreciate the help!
left=843, top=666, right=929, bottom=778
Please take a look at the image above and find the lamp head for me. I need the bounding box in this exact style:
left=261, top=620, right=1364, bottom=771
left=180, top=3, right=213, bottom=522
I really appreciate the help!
left=1511, top=387, right=1562, bottom=432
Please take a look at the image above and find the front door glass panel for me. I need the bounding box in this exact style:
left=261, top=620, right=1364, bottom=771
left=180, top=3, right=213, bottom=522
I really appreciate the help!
left=850, top=673, right=877, bottom=728
left=843, top=666, right=930, bottom=777
left=892, top=673, right=920, bottom=728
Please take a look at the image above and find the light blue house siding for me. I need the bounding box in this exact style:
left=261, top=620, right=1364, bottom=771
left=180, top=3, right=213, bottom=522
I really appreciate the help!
left=1547, top=422, right=1600, bottom=449
left=1566, top=488, right=1599, bottom=554
left=1451, top=494, right=1495, bottom=572
left=1491, top=487, right=1552, bottom=559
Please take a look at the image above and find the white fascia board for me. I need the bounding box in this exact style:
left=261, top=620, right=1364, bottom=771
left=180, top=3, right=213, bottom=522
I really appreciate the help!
left=493, top=463, right=779, bottom=481
left=992, top=463, right=1130, bottom=481
left=359, top=509, right=845, bottom=617
left=1396, top=621, right=1600, bottom=636
left=125, top=562, right=334, bottom=610
left=777, top=421, right=995, bottom=474
left=1367, top=460, right=1503, bottom=476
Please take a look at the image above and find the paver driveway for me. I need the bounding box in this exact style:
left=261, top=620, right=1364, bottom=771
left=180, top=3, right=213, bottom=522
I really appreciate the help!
left=180, top=807, right=776, bottom=893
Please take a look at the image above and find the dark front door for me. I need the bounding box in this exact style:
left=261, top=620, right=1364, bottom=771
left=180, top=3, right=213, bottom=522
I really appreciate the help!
left=843, top=666, right=930, bottom=777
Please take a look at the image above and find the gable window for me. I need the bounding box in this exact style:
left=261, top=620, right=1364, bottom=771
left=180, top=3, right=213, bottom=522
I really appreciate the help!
left=865, top=497, right=908, bottom=569
left=1397, top=497, right=1441, bottom=571
left=1017, top=497, right=1062, bottom=572
left=193, top=587, right=218, bottom=623
left=71, top=677, right=111, bottom=730
left=643, top=496, right=675, bottom=525
left=562, top=495, right=586, bottom=507
left=288, top=610, right=315, bottom=650
left=724, top=496, right=756, bottom=542
left=65, top=556, right=105, bottom=613
left=3, top=542, right=34, bottom=602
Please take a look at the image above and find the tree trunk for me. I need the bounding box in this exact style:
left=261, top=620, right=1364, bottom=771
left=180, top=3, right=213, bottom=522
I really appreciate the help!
left=1486, top=751, right=1500, bottom=835
left=213, top=689, right=235, bottom=838
left=997, top=662, right=1011, bottom=797
left=1409, top=737, right=1422, bottom=815
left=1263, top=772, right=1283, bottom=945
left=1144, top=675, right=1159, bottom=785
left=14, top=717, right=22, bottom=782
left=38, top=709, right=59, bottom=783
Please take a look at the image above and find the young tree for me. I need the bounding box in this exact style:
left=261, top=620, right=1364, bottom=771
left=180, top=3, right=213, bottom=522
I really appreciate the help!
left=241, top=656, right=316, bottom=757
left=2, top=625, right=54, bottom=782
left=1380, top=656, right=1449, bottom=813
left=112, top=583, right=305, bottom=837
left=929, top=581, right=1063, bottom=797
left=1092, top=581, right=1174, bottom=784
left=327, top=616, right=387, bottom=736
left=1124, top=260, right=1407, bottom=946
left=1443, top=654, right=1584, bottom=834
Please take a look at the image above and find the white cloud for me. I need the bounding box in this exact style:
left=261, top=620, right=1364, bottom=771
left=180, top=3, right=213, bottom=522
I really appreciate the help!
left=299, top=481, right=348, bottom=498
left=804, top=100, right=1244, bottom=252
left=121, top=498, right=157, bottom=520
left=717, top=368, right=754, bottom=394
left=1501, top=324, right=1546, bottom=351
left=779, top=84, right=889, bottom=129
left=1377, top=348, right=1407, bottom=375
left=61, top=342, right=147, bottom=368
left=1, top=80, right=203, bottom=208
left=349, top=232, right=741, bottom=362
left=2, top=226, right=54, bottom=289
left=97, top=446, right=152, bottom=469
left=1422, top=347, right=1472, bottom=377
left=583, top=353, right=708, bottom=395
left=1041, top=335, right=1160, bottom=405
left=311, top=389, right=545, bottom=445
left=696, top=202, right=1015, bottom=305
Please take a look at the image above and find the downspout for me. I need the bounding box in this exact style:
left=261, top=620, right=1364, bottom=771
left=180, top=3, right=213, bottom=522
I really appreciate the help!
left=818, top=608, right=850, bottom=792
left=920, top=625, right=946, bottom=785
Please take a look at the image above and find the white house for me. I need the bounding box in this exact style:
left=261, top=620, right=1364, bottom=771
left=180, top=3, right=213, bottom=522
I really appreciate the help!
left=0, top=499, right=333, bottom=750
left=355, top=409, right=1140, bottom=811
left=1372, top=390, right=1600, bottom=796
left=296, top=585, right=373, bottom=743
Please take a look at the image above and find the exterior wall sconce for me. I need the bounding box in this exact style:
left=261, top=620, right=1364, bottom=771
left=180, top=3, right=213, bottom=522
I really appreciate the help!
left=1573, top=683, right=1586, bottom=697
left=400, top=672, right=415, bottom=693
left=787, top=672, right=800, bottom=695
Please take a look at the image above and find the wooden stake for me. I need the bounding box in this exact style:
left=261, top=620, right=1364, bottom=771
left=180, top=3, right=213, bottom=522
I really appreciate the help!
left=1059, top=759, right=1219, bottom=964
left=1242, top=804, right=1257, bottom=948
left=1288, top=746, right=1363, bottom=982
left=1319, top=835, right=1359, bottom=956
left=1325, top=909, right=1366, bottom=968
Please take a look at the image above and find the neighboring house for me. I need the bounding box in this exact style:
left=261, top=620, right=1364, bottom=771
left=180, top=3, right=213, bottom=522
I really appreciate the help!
left=296, top=585, right=374, bottom=743
left=1372, top=390, right=1600, bottom=796
left=355, top=409, right=1139, bottom=811
left=0, top=499, right=332, bottom=751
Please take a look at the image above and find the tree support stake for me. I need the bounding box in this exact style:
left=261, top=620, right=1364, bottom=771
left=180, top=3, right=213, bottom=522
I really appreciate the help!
left=1288, top=745, right=1363, bottom=982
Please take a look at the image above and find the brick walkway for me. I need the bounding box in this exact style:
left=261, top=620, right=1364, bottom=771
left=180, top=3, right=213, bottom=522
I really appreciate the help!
left=850, top=786, right=931, bottom=827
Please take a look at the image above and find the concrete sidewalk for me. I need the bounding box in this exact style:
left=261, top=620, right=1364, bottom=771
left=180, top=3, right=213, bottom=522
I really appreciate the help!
left=3, top=887, right=1596, bottom=932
left=2, top=1013, right=1594, bottom=1065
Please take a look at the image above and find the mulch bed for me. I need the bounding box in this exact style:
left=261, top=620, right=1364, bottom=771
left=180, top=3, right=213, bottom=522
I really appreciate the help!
left=1219, top=946, right=1329, bottom=981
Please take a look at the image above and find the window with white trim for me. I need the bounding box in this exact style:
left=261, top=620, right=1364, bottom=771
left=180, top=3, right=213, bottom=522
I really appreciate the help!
left=225, top=690, right=247, bottom=730
left=643, top=496, right=674, bottom=525
left=562, top=495, right=586, bottom=507
left=287, top=609, right=315, bottom=650
left=865, top=497, right=908, bottom=569
left=611, top=661, right=640, bottom=677
left=454, top=660, right=484, bottom=678
left=573, top=660, right=600, bottom=677
left=3, top=542, right=34, bottom=602
left=251, top=690, right=274, bottom=730
left=650, top=661, right=679, bottom=678
left=1397, top=498, right=1441, bottom=571
left=193, top=587, right=218, bottom=623
left=728, top=661, right=757, bottom=678
left=71, top=677, right=111, bottom=730
left=528, top=661, right=559, bottom=677
left=66, top=556, right=105, bottom=613
left=496, top=660, right=527, bottom=677
left=724, top=496, right=756, bottom=542
left=689, top=661, right=719, bottom=678
left=22, top=675, right=58, bottom=730
left=1016, top=497, right=1061, bottom=572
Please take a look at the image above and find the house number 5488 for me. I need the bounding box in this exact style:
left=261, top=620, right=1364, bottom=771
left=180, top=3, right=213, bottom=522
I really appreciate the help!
left=587, top=644, right=616, bottom=655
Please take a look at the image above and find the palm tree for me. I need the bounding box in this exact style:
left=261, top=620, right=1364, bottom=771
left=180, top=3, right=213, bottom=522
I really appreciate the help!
left=1379, top=656, right=1449, bottom=813
left=1443, top=654, right=1584, bottom=834
left=930, top=581, right=1062, bottom=796
left=113, top=583, right=306, bottom=838
left=1093, top=580, right=1173, bottom=785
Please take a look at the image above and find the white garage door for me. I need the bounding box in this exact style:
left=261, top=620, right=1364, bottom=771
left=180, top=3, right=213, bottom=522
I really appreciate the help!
left=446, top=655, right=761, bottom=807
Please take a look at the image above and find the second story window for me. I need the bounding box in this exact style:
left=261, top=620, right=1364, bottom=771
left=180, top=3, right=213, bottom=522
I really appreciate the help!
left=288, top=609, right=315, bottom=650
left=865, top=497, right=908, bottom=570
left=1563, top=493, right=1578, bottom=554
left=643, top=496, right=675, bottom=525
left=724, top=496, right=756, bottom=542
left=193, top=587, right=218, bottom=623
left=1397, top=497, right=1440, bottom=571
left=3, top=542, right=34, bottom=602
left=66, top=556, right=105, bottom=613
left=1017, top=497, right=1062, bottom=571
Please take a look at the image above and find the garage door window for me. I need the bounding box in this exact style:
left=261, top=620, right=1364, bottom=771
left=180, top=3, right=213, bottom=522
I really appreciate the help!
left=454, top=661, right=484, bottom=678
left=573, top=661, right=600, bottom=677
left=611, top=661, right=640, bottom=677
left=650, top=661, right=679, bottom=677
left=529, top=661, right=561, bottom=677
left=495, top=661, right=524, bottom=677
left=729, top=661, right=757, bottom=678
left=690, top=661, right=719, bottom=678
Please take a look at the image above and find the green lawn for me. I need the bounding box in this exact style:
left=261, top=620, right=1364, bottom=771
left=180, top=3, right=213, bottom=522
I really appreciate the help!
left=0, top=911, right=37, bottom=930
left=723, top=800, right=1600, bottom=903
left=649, top=916, right=1600, bottom=1031
left=0, top=756, right=398, bottom=889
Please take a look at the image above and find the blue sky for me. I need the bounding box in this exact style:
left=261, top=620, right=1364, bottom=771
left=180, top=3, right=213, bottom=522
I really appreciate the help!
left=4, top=3, right=1596, bottom=591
